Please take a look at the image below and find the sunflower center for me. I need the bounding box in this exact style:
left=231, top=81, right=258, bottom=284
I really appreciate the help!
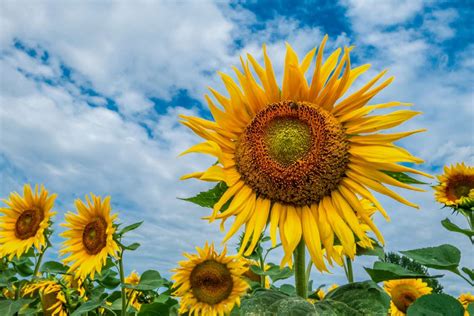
left=392, top=286, right=418, bottom=313
left=15, top=208, right=43, bottom=240
left=190, top=260, right=233, bottom=305
left=235, top=100, right=349, bottom=206
left=41, top=290, right=61, bottom=316
left=447, top=175, right=474, bottom=200
left=82, top=217, right=107, bottom=255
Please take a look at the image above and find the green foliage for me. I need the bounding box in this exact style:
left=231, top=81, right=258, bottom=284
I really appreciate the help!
left=356, top=239, right=385, bottom=259
left=400, top=244, right=460, bottom=271
left=180, top=182, right=228, bottom=208
left=365, top=261, right=442, bottom=283
left=468, top=303, right=474, bottom=316
left=0, top=298, right=33, bottom=315
left=40, top=261, right=68, bottom=274
left=124, top=270, right=167, bottom=291
left=383, top=252, right=444, bottom=293
left=441, top=218, right=474, bottom=241
left=382, top=171, right=427, bottom=184
left=268, top=296, right=316, bottom=315
left=406, top=293, right=464, bottom=316
left=118, top=221, right=144, bottom=236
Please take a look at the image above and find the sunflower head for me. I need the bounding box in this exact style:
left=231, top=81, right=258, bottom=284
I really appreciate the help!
left=458, top=292, right=474, bottom=316
left=180, top=36, right=430, bottom=272
left=171, top=242, right=248, bottom=315
left=434, top=163, right=474, bottom=208
left=59, top=194, right=119, bottom=279
left=0, top=184, right=56, bottom=260
left=384, top=279, right=432, bottom=316
left=23, top=280, right=68, bottom=316
left=125, top=271, right=143, bottom=310
left=63, top=274, right=86, bottom=298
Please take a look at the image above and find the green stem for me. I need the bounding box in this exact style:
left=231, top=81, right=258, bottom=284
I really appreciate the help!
left=345, top=257, right=354, bottom=283
left=294, top=239, right=307, bottom=299
left=305, top=260, right=313, bottom=289
left=258, top=251, right=266, bottom=288
left=118, top=250, right=127, bottom=316
left=32, top=245, right=48, bottom=280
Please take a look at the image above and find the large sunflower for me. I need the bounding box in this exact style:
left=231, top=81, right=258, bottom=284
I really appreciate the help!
left=384, top=279, right=432, bottom=316
left=59, top=194, right=119, bottom=279
left=434, top=163, right=474, bottom=207
left=171, top=242, right=249, bottom=316
left=23, top=280, right=68, bottom=316
left=0, top=184, right=56, bottom=260
left=180, top=36, right=430, bottom=271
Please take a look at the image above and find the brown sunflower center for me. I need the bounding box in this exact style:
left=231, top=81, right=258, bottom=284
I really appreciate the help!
left=190, top=260, right=233, bottom=305
left=41, top=290, right=61, bottom=316
left=235, top=100, right=349, bottom=206
left=447, top=175, right=474, bottom=200
left=392, top=286, right=418, bottom=313
left=82, top=217, right=107, bottom=255
left=15, top=208, right=44, bottom=240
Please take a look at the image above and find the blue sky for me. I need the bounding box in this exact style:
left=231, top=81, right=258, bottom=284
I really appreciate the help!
left=1, top=0, right=473, bottom=295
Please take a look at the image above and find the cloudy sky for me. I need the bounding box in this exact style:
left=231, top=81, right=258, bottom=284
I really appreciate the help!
left=1, top=0, right=473, bottom=295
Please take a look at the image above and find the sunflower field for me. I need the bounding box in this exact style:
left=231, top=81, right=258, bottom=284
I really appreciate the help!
left=1, top=37, right=473, bottom=316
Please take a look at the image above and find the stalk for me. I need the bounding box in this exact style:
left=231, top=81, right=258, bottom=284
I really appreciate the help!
left=118, top=250, right=127, bottom=316
left=345, top=257, right=354, bottom=283
left=294, top=239, right=307, bottom=299
left=32, top=245, right=48, bottom=280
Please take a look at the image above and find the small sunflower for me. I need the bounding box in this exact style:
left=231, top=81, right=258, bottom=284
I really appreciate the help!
left=316, top=284, right=338, bottom=300
left=434, top=163, right=474, bottom=208
left=180, top=36, right=430, bottom=271
left=125, top=271, right=143, bottom=311
left=0, top=184, right=56, bottom=260
left=23, top=280, right=68, bottom=316
left=63, top=274, right=86, bottom=298
left=241, top=258, right=270, bottom=289
left=459, top=292, right=474, bottom=316
left=60, top=194, right=119, bottom=279
left=384, top=279, right=432, bottom=316
left=171, top=242, right=249, bottom=316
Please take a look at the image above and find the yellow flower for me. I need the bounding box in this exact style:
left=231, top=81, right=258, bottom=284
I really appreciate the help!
left=23, top=280, right=68, bottom=316
left=179, top=35, right=430, bottom=271
left=316, top=284, right=338, bottom=300
left=241, top=258, right=270, bottom=289
left=62, top=274, right=86, bottom=298
left=459, top=292, right=474, bottom=316
left=0, top=184, right=56, bottom=260
left=384, top=279, right=432, bottom=315
left=434, top=163, right=474, bottom=207
left=171, top=242, right=249, bottom=315
left=59, top=194, right=119, bottom=279
left=125, top=270, right=142, bottom=311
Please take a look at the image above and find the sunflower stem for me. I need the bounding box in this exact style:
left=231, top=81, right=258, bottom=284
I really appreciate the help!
left=345, top=256, right=354, bottom=283
left=118, top=250, right=127, bottom=316
left=294, top=239, right=307, bottom=299
left=32, top=245, right=48, bottom=280
left=258, top=251, right=266, bottom=288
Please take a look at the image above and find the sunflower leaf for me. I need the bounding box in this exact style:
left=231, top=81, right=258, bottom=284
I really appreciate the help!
left=125, top=269, right=165, bottom=291
left=382, top=171, right=427, bottom=184
left=441, top=218, right=474, bottom=238
left=118, top=221, right=143, bottom=236
left=461, top=267, right=474, bottom=281
left=364, top=262, right=443, bottom=282
left=40, top=261, right=68, bottom=274
left=406, top=293, right=464, bottom=316
left=400, top=244, right=461, bottom=271
left=71, top=297, right=106, bottom=316
left=0, top=299, right=33, bottom=315
left=180, top=182, right=229, bottom=209
left=122, top=242, right=140, bottom=251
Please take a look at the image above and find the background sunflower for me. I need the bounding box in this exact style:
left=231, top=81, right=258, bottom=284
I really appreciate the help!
left=171, top=242, right=248, bottom=316
left=59, top=194, right=119, bottom=279
left=384, top=279, right=432, bottom=316
left=434, top=162, right=474, bottom=207
left=0, top=184, right=56, bottom=260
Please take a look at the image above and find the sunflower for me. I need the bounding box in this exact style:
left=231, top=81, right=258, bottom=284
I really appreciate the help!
left=241, top=258, right=270, bottom=288
left=171, top=242, right=249, bottom=316
left=23, top=280, right=68, bottom=316
left=384, top=279, right=432, bottom=316
left=59, top=194, right=119, bottom=279
left=459, top=292, right=474, bottom=316
left=0, top=184, right=56, bottom=260
left=434, top=163, right=474, bottom=208
left=63, top=274, right=86, bottom=298
left=316, top=283, right=338, bottom=300
left=125, top=271, right=143, bottom=311
left=179, top=36, right=430, bottom=271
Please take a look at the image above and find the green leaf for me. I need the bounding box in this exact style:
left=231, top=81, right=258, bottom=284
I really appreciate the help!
left=265, top=263, right=294, bottom=282
left=123, top=242, right=141, bottom=251
left=99, top=274, right=121, bottom=289
left=400, top=244, right=461, bottom=271
left=0, top=299, right=33, bottom=315
left=365, top=262, right=443, bottom=282
left=382, top=171, right=427, bottom=184
left=118, top=221, right=143, bottom=235
left=324, top=281, right=390, bottom=315
left=268, top=297, right=316, bottom=315
left=180, top=182, right=228, bottom=208
left=407, top=293, right=464, bottom=316
left=13, top=260, right=34, bottom=277
left=40, top=261, right=69, bottom=274
left=356, top=241, right=385, bottom=259
left=467, top=302, right=474, bottom=316
left=71, top=298, right=105, bottom=316
left=125, top=270, right=164, bottom=291
left=441, top=218, right=474, bottom=238
left=278, top=284, right=296, bottom=296
left=239, top=289, right=288, bottom=314
left=314, top=299, right=360, bottom=316
left=138, top=302, right=172, bottom=316
left=461, top=267, right=474, bottom=281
